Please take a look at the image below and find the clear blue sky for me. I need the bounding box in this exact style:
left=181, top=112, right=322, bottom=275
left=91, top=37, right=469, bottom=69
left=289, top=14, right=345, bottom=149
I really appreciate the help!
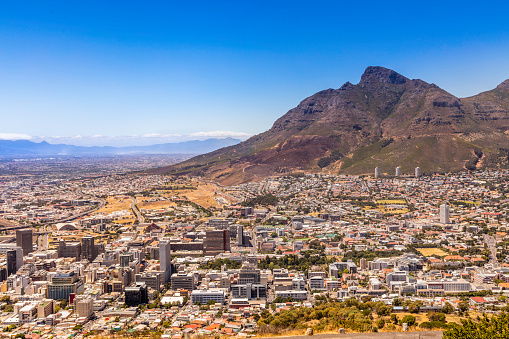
left=1, top=1, right=509, bottom=146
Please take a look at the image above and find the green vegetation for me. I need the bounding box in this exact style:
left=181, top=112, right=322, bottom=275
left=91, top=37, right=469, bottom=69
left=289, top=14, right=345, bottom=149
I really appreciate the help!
left=443, top=312, right=509, bottom=339
left=258, top=252, right=334, bottom=272
left=242, top=194, right=278, bottom=207
left=317, top=150, right=343, bottom=168
left=199, top=258, right=242, bottom=270
left=257, top=298, right=393, bottom=334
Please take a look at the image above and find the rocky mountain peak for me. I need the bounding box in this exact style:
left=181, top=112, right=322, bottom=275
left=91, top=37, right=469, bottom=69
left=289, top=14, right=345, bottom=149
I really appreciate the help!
left=359, top=66, right=408, bottom=87
left=497, top=79, right=509, bottom=90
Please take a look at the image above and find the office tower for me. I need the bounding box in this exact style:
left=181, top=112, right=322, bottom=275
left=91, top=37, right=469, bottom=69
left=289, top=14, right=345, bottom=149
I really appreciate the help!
left=16, top=229, right=33, bottom=255
left=6, top=250, right=18, bottom=276
left=159, top=239, right=172, bottom=283
left=237, top=225, right=243, bottom=246
left=374, top=167, right=381, bottom=178
left=204, top=230, right=230, bottom=255
left=125, top=282, right=149, bottom=306
left=57, top=240, right=82, bottom=261
left=415, top=167, right=421, bottom=178
left=360, top=258, right=367, bottom=271
left=440, top=204, right=450, bottom=224
left=47, top=271, right=84, bottom=300
left=395, top=166, right=401, bottom=177
left=81, top=236, right=96, bottom=262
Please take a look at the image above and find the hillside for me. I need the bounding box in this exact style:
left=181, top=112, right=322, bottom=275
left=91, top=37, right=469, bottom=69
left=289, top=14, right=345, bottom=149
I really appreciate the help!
left=151, top=67, right=509, bottom=184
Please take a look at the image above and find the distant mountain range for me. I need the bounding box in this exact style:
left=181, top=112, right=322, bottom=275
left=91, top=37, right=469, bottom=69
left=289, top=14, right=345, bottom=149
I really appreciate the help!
left=0, top=138, right=241, bottom=157
left=150, top=66, right=509, bottom=184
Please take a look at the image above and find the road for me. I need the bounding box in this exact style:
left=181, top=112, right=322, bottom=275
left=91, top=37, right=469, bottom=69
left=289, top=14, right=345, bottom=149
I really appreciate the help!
left=130, top=197, right=145, bottom=223
left=53, top=198, right=106, bottom=223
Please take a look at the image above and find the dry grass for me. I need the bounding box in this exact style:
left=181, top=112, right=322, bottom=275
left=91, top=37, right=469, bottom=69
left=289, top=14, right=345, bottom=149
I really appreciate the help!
left=95, top=196, right=132, bottom=215
left=159, top=182, right=229, bottom=208
left=138, top=199, right=176, bottom=210
left=416, top=248, right=448, bottom=257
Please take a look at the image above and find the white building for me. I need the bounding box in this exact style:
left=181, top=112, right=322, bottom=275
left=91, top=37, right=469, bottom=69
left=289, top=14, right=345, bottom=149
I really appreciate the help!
left=440, top=204, right=450, bottom=224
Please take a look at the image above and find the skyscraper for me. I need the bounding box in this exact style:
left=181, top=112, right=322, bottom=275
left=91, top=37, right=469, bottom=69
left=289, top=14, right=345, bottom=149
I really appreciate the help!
left=395, top=166, right=401, bottom=177
left=6, top=249, right=18, bottom=276
left=237, top=225, right=244, bottom=246
left=375, top=167, right=381, bottom=178
left=81, top=236, right=96, bottom=262
left=16, top=229, right=33, bottom=256
left=440, top=204, right=450, bottom=224
left=415, top=167, right=421, bottom=178
left=204, top=230, right=231, bottom=255
left=159, top=239, right=172, bottom=283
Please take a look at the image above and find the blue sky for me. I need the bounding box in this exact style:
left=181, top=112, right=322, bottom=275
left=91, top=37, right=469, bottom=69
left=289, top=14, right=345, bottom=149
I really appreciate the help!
left=1, top=1, right=509, bottom=146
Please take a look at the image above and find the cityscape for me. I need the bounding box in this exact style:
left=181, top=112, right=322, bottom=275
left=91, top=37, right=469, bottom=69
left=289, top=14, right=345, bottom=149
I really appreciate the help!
left=1, top=1, right=509, bottom=338
left=0, top=157, right=508, bottom=338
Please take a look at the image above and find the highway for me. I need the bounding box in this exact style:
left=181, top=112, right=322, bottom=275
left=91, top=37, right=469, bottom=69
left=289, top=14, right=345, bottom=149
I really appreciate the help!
left=130, top=197, right=145, bottom=223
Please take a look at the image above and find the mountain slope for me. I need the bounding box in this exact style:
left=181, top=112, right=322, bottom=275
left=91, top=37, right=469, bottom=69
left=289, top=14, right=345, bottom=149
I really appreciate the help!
left=151, top=67, right=509, bottom=184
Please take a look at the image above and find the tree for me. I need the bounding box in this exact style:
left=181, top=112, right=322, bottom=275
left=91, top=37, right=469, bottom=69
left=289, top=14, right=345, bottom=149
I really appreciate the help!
left=458, top=301, right=469, bottom=313
left=443, top=312, right=509, bottom=339
left=442, top=302, right=455, bottom=314
left=428, top=312, right=446, bottom=322
left=400, top=315, right=416, bottom=327
left=376, top=318, right=385, bottom=329
left=390, top=314, right=398, bottom=324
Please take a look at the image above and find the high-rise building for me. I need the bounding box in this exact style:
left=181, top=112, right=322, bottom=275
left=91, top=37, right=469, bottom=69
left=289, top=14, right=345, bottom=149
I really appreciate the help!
left=415, top=167, right=421, bottom=178
left=6, top=250, right=18, bottom=276
left=16, top=229, right=33, bottom=256
left=395, top=166, right=401, bottom=177
left=237, top=225, right=243, bottom=246
left=375, top=167, right=381, bottom=178
left=125, top=282, right=148, bottom=306
left=81, top=236, right=96, bottom=262
left=360, top=258, right=367, bottom=271
left=57, top=240, right=81, bottom=261
left=204, top=230, right=230, bottom=255
left=440, top=204, right=450, bottom=224
left=159, top=239, right=172, bottom=283
left=47, top=271, right=84, bottom=300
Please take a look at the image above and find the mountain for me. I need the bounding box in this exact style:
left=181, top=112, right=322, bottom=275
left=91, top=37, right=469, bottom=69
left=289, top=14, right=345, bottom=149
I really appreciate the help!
left=151, top=66, right=509, bottom=184
left=0, top=138, right=241, bottom=157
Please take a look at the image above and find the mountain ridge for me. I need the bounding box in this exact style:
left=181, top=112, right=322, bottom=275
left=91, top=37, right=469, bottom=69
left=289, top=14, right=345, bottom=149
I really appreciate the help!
left=0, top=138, right=242, bottom=157
left=150, top=67, right=509, bottom=184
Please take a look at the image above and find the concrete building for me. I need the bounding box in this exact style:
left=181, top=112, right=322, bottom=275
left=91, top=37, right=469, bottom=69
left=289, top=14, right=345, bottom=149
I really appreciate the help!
left=16, top=229, right=33, bottom=255
left=47, top=271, right=84, bottom=300
left=375, top=167, right=381, bottom=178
left=57, top=241, right=81, bottom=261
left=191, top=288, right=226, bottom=304
left=395, top=166, right=401, bottom=177
left=81, top=236, right=96, bottom=262
left=415, top=167, right=421, bottom=178
left=231, top=284, right=267, bottom=299
left=159, top=239, right=172, bottom=283
left=171, top=272, right=195, bottom=291
left=204, top=230, right=230, bottom=255
left=74, top=296, right=94, bottom=318
left=440, top=204, right=450, bottom=224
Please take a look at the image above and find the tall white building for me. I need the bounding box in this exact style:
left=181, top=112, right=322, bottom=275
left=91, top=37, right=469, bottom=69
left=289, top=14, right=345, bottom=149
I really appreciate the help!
left=375, top=167, right=381, bottom=178
left=395, top=166, right=401, bottom=177
left=415, top=167, right=421, bottom=178
left=440, top=204, right=450, bottom=224
left=159, top=239, right=172, bottom=283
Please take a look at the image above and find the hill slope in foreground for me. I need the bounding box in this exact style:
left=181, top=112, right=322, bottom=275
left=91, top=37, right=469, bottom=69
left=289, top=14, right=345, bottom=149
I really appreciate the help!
left=151, top=66, right=509, bottom=185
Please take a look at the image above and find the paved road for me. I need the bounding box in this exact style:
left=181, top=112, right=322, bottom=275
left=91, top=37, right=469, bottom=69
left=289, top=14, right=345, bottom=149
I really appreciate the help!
left=258, top=331, right=442, bottom=339
left=130, top=197, right=145, bottom=223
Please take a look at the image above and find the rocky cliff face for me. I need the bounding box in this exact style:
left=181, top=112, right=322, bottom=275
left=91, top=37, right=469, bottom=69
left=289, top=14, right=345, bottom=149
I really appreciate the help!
left=151, top=67, right=509, bottom=184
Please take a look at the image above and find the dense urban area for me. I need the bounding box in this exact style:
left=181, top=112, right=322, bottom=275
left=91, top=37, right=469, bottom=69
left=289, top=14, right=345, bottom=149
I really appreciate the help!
left=0, top=157, right=508, bottom=338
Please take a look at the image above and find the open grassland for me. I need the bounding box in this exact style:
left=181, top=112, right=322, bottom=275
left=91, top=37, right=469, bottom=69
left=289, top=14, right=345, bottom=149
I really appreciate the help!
left=95, top=196, right=132, bottom=215
left=377, top=199, right=407, bottom=204
left=159, top=182, right=228, bottom=208
left=416, top=247, right=448, bottom=257
left=137, top=197, right=176, bottom=210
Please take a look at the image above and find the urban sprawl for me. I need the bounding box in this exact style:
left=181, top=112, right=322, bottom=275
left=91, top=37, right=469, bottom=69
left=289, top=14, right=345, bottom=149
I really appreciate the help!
left=0, top=160, right=508, bottom=338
